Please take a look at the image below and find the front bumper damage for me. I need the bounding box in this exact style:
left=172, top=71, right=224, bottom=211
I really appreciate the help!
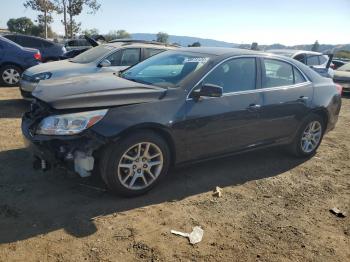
left=22, top=108, right=107, bottom=177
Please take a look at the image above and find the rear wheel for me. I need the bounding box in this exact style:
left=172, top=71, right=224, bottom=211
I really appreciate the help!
left=289, top=113, right=325, bottom=157
left=0, top=65, right=22, bottom=86
left=100, top=131, right=170, bottom=197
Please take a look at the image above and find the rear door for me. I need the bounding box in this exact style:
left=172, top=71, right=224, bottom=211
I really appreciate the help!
left=258, top=57, right=313, bottom=143
left=184, top=57, right=265, bottom=160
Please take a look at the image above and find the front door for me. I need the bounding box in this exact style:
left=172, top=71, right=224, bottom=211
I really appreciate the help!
left=184, top=57, right=265, bottom=161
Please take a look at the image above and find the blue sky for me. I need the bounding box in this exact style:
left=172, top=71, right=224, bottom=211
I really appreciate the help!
left=0, top=0, right=349, bottom=45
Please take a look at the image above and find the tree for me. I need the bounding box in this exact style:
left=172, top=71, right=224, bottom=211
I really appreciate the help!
left=156, top=32, right=169, bottom=43
left=55, top=0, right=100, bottom=38
left=188, top=41, right=201, bottom=47
left=116, top=30, right=131, bottom=39
left=7, top=17, right=34, bottom=34
left=24, top=0, right=58, bottom=39
left=81, top=28, right=99, bottom=36
left=311, top=40, right=320, bottom=52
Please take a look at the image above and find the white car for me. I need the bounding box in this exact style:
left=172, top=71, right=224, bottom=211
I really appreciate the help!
left=268, top=49, right=334, bottom=78
left=20, top=40, right=177, bottom=99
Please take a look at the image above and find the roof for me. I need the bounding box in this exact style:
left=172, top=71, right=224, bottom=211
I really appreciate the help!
left=177, top=47, right=264, bottom=56
left=104, top=41, right=177, bottom=49
left=267, top=49, right=322, bottom=57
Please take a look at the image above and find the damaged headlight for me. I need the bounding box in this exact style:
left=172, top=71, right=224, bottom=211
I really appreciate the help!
left=33, top=72, right=52, bottom=82
left=36, top=109, right=108, bottom=135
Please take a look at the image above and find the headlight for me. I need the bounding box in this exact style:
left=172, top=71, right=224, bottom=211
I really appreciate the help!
left=33, top=72, right=52, bottom=82
left=36, top=109, right=108, bottom=135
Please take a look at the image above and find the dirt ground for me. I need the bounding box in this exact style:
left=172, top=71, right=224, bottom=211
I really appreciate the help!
left=0, top=86, right=349, bottom=262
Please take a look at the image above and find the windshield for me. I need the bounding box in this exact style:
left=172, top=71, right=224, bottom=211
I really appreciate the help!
left=338, top=62, right=350, bottom=71
left=70, top=45, right=114, bottom=64
left=121, top=51, right=212, bottom=87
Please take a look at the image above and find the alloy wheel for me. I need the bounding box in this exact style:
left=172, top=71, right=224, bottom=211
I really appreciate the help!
left=301, top=121, right=322, bottom=153
left=117, top=142, right=163, bottom=190
left=2, top=68, right=20, bottom=85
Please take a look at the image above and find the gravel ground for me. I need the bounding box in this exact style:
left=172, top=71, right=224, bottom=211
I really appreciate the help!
left=0, top=87, right=349, bottom=262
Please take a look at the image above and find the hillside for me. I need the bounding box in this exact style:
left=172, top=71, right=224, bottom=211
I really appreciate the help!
left=131, top=33, right=350, bottom=53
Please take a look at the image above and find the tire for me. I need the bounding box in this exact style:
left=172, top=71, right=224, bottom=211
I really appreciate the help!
left=289, top=113, right=325, bottom=157
left=99, top=130, right=171, bottom=197
left=0, top=65, right=22, bottom=86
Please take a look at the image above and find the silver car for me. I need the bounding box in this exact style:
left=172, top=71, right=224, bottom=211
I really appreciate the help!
left=20, top=40, right=176, bottom=99
left=268, top=49, right=334, bottom=78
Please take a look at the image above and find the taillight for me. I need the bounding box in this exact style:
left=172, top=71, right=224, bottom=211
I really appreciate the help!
left=335, top=83, right=343, bottom=95
left=330, top=64, right=335, bottom=69
left=34, top=52, right=41, bottom=61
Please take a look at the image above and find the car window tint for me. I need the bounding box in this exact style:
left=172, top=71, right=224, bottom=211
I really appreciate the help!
left=4, top=35, right=16, bottom=42
left=120, top=48, right=141, bottom=66
left=307, top=55, right=320, bottom=66
left=22, top=37, right=41, bottom=48
left=106, top=50, right=122, bottom=66
left=203, top=58, right=256, bottom=93
left=144, top=48, right=165, bottom=59
left=293, top=67, right=306, bottom=84
left=42, top=41, right=53, bottom=47
left=263, top=59, right=294, bottom=88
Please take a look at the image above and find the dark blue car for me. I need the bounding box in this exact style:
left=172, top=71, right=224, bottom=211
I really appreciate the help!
left=0, top=36, right=41, bottom=86
left=3, top=34, right=66, bottom=63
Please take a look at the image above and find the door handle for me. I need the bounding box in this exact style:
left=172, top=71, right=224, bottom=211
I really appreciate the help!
left=247, top=104, right=261, bottom=111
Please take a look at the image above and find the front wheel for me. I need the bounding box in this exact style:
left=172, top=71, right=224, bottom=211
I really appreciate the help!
left=289, top=114, right=325, bottom=157
left=100, top=131, right=171, bottom=197
left=0, top=65, right=22, bottom=86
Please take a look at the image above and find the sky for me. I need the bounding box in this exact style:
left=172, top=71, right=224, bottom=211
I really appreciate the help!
left=0, top=0, right=349, bottom=45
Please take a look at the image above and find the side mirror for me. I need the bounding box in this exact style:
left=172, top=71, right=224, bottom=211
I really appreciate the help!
left=99, top=59, right=111, bottom=67
left=191, top=83, right=223, bottom=101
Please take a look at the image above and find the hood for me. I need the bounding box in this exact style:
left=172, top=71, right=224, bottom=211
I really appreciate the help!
left=24, top=60, right=93, bottom=78
left=32, top=72, right=167, bottom=110
left=334, top=70, right=350, bottom=80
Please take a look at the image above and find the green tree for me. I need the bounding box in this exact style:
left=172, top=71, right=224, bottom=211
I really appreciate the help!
left=188, top=41, right=201, bottom=47
left=156, top=32, right=169, bottom=43
left=116, top=30, right=131, bottom=39
left=23, top=0, right=58, bottom=39
left=81, top=28, right=99, bottom=36
left=7, top=17, right=34, bottom=34
left=311, top=40, right=320, bottom=52
left=55, top=0, right=100, bottom=38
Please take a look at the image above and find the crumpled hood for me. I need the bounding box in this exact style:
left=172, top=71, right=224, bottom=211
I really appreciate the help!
left=24, top=60, right=93, bottom=78
left=32, top=72, right=167, bottom=110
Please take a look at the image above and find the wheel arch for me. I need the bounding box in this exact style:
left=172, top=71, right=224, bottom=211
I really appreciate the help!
left=311, top=107, right=329, bottom=129
left=111, top=123, right=177, bottom=166
left=0, top=62, right=24, bottom=71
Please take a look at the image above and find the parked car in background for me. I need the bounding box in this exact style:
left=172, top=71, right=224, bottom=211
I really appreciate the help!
left=3, top=34, right=66, bottom=62
left=0, top=36, right=41, bottom=86
left=331, top=59, right=347, bottom=70
left=61, top=36, right=99, bottom=59
left=268, top=49, right=334, bottom=78
left=20, top=40, right=177, bottom=99
left=22, top=48, right=342, bottom=196
left=333, top=62, right=350, bottom=93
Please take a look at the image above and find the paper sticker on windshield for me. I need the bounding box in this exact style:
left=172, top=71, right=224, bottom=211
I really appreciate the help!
left=184, top=57, right=209, bottom=63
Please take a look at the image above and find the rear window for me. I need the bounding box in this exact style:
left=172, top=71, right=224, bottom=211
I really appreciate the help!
left=307, top=55, right=320, bottom=66
left=144, top=48, right=165, bottom=59
left=70, top=45, right=113, bottom=64
left=319, top=55, right=328, bottom=64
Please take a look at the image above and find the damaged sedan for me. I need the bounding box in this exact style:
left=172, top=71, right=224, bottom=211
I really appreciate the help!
left=22, top=48, right=342, bottom=196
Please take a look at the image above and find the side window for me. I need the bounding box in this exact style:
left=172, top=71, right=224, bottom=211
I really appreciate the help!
left=294, top=54, right=306, bottom=64
left=307, top=55, right=320, bottom=66
left=293, top=67, right=306, bottom=84
left=319, top=55, right=327, bottom=65
left=106, top=50, right=122, bottom=66
left=144, top=48, right=165, bottom=59
left=263, top=59, right=294, bottom=88
left=42, top=41, right=53, bottom=48
left=120, top=48, right=141, bottom=66
left=202, top=58, right=256, bottom=93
